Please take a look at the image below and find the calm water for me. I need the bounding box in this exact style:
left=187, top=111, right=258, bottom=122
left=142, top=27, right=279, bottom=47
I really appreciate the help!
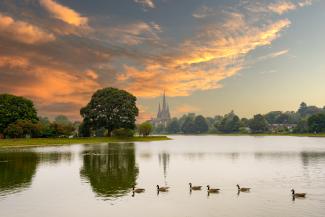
left=0, top=136, right=325, bottom=217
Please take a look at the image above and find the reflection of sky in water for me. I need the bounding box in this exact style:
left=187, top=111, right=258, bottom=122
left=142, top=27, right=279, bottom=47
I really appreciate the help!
left=0, top=136, right=325, bottom=217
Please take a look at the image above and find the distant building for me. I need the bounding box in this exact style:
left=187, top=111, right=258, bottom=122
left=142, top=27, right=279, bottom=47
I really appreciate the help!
left=152, top=92, right=171, bottom=127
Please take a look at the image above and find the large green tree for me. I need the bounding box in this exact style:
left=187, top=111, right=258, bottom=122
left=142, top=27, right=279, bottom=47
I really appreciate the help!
left=0, top=94, right=38, bottom=135
left=80, top=88, right=139, bottom=136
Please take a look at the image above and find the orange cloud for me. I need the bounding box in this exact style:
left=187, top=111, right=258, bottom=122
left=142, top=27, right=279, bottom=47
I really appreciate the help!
left=268, top=1, right=297, bottom=14
left=40, top=0, right=88, bottom=26
left=0, top=13, right=55, bottom=44
left=0, top=54, right=100, bottom=119
left=85, top=70, right=98, bottom=80
left=117, top=17, right=290, bottom=98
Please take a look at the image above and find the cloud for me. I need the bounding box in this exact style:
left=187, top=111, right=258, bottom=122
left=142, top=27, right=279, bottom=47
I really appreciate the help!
left=39, top=0, right=88, bottom=26
left=134, top=0, right=155, bottom=9
left=258, top=49, right=289, bottom=61
left=0, top=54, right=100, bottom=120
left=85, top=70, right=98, bottom=80
left=116, top=13, right=291, bottom=97
left=0, top=13, right=55, bottom=44
left=192, top=6, right=215, bottom=19
left=268, top=1, right=297, bottom=14
left=298, top=0, right=312, bottom=7
left=103, top=21, right=162, bottom=45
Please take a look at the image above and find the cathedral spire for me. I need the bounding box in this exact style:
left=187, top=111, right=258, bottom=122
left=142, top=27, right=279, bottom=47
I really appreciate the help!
left=157, top=103, right=161, bottom=118
left=162, top=90, right=167, bottom=112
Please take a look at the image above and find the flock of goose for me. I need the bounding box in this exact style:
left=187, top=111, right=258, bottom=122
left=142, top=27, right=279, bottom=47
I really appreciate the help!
left=132, top=183, right=306, bottom=198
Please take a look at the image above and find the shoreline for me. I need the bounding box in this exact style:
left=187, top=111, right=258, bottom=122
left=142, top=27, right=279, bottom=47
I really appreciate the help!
left=160, top=133, right=325, bottom=137
left=0, top=136, right=171, bottom=149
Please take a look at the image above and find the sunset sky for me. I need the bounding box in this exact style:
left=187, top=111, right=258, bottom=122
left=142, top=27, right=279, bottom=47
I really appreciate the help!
left=0, top=0, right=324, bottom=121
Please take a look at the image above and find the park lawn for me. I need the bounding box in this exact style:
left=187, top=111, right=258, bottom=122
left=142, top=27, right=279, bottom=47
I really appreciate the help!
left=0, top=136, right=171, bottom=149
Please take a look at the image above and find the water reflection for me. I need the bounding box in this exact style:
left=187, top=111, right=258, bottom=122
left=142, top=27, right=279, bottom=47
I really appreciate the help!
left=300, top=152, right=325, bottom=166
left=0, top=151, right=38, bottom=196
left=158, top=152, right=169, bottom=180
left=80, top=143, right=139, bottom=199
left=0, top=149, right=73, bottom=197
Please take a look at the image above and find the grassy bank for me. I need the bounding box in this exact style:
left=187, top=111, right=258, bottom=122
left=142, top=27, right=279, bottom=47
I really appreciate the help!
left=0, top=136, right=171, bottom=149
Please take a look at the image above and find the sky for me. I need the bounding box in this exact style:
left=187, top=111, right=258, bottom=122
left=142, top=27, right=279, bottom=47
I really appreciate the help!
left=0, top=0, right=324, bottom=121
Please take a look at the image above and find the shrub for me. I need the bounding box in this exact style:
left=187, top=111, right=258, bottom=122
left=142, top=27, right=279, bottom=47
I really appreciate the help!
left=138, top=122, right=153, bottom=137
left=112, top=128, right=135, bottom=138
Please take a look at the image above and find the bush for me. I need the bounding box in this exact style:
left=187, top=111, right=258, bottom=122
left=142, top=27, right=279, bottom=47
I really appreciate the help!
left=4, top=120, right=41, bottom=138
left=138, top=122, right=153, bottom=137
left=112, top=128, right=135, bottom=138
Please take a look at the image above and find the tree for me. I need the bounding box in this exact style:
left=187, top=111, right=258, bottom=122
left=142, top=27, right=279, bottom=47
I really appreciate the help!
left=249, top=114, right=269, bottom=133
left=194, top=115, right=208, bottom=133
left=218, top=111, right=240, bottom=133
left=138, top=122, right=153, bottom=137
left=293, top=119, right=309, bottom=133
left=298, top=102, right=322, bottom=117
left=181, top=116, right=196, bottom=134
left=166, top=118, right=180, bottom=134
left=264, top=111, right=283, bottom=124
left=79, top=120, right=91, bottom=137
left=4, top=120, right=42, bottom=138
left=154, top=124, right=165, bottom=134
left=80, top=88, right=139, bottom=136
left=54, top=115, right=71, bottom=125
left=308, top=113, right=325, bottom=133
left=0, top=94, right=38, bottom=135
left=50, top=122, right=75, bottom=137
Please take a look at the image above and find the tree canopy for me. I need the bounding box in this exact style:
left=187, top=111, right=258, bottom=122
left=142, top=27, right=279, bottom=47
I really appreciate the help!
left=249, top=114, right=269, bottom=133
left=80, top=88, right=139, bottom=136
left=0, top=94, right=38, bottom=134
left=138, top=122, right=153, bottom=137
left=308, top=113, right=325, bottom=133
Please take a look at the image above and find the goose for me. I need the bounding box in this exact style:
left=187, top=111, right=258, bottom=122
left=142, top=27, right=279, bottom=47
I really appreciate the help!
left=132, top=186, right=145, bottom=193
left=291, top=189, right=306, bottom=198
left=157, top=185, right=169, bottom=192
left=237, top=184, right=250, bottom=192
left=189, top=183, right=202, bottom=190
left=207, top=185, right=220, bottom=193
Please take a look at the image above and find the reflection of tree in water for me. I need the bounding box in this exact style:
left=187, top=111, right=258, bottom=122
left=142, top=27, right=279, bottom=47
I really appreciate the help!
left=300, top=152, right=325, bottom=167
left=0, top=150, right=73, bottom=197
left=80, top=143, right=138, bottom=199
left=37, top=152, right=72, bottom=164
left=158, top=152, right=170, bottom=181
left=0, top=151, right=38, bottom=195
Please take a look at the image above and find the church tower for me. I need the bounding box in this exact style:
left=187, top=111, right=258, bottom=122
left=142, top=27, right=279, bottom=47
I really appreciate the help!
left=153, top=91, right=172, bottom=127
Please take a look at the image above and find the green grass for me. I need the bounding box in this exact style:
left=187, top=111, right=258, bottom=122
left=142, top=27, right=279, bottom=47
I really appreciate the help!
left=0, top=136, right=171, bottom=149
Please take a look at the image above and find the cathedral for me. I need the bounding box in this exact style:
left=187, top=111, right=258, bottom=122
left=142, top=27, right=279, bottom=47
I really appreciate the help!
left=152, top=92, right=171, bottom=127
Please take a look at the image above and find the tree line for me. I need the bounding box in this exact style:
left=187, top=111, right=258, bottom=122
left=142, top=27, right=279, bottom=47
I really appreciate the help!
left=1, top=88, right=325, bottom=139
left=0, top=88, right=150, bottom=139
left=153, top=102, right=325, bottom=134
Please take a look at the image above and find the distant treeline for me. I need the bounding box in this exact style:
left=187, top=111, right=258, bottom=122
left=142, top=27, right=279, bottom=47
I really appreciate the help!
left=153, top=102, right=325, bottom=134
left=1, top=90, right=325, bottom=139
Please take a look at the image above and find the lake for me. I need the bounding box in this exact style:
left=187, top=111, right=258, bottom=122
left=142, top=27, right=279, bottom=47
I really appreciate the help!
left=0, top=136, right=325, bottom=217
